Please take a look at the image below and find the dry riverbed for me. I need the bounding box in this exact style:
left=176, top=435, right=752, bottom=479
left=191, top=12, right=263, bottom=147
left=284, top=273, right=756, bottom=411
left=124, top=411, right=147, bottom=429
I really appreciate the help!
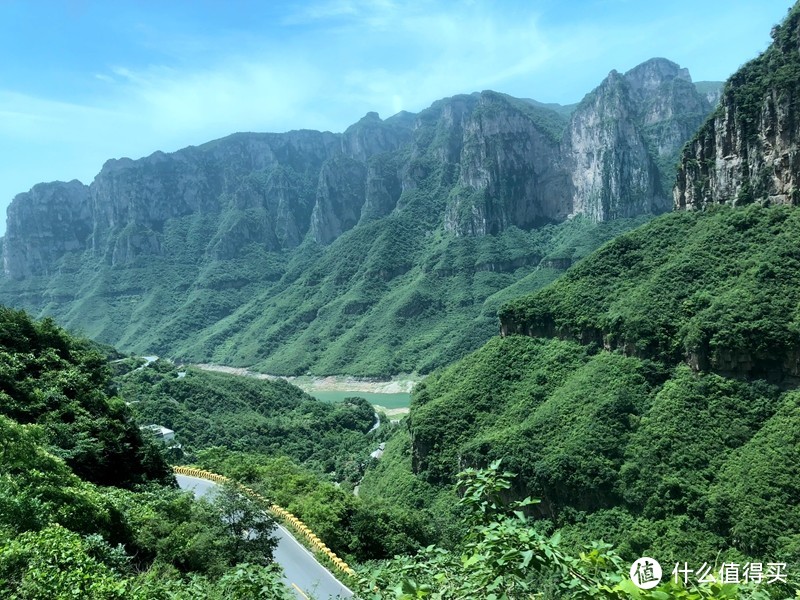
left=193, top=364, right=417, bottom=416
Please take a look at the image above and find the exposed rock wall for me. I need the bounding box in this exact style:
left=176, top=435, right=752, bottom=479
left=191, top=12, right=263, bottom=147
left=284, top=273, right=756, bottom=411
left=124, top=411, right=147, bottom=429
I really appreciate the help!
left=3, top=58, right=712, bottom=279
left=443, top=58, right=710, bottom=234
left=4, top=181, right=91, bottom=279
left=674, top=5, right=800, bottom=210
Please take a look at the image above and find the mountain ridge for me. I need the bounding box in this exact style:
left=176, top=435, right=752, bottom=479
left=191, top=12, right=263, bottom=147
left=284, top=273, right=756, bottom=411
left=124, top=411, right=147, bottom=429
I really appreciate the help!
left=1, top=58, right=714, bottom=376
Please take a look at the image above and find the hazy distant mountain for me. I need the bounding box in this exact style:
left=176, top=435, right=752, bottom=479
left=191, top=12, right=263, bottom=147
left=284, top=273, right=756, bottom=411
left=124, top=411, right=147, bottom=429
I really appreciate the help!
left=0, top=57, right=713, bottom=376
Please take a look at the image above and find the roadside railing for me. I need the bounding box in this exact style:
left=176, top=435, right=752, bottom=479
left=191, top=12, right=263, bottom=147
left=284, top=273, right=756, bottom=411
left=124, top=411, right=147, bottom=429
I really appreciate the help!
left=172, top=466, right=357, bottom=579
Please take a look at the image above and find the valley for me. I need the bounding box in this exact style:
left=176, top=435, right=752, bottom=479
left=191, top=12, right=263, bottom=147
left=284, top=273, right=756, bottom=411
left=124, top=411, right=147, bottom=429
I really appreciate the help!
left=194, top=363, right=415, bottom=413
left=2, top=2, right=800, bottom=598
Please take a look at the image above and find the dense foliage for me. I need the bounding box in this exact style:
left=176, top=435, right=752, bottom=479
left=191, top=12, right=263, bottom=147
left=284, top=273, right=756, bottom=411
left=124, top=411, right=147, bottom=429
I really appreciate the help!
left=719, top=3, right=800, bottom=140
left=359, top=462, right=793, bottom=600
left=114, top=358, right=441, bottom=563
left=364, top=206, right=800, bottom=573
left=0, top=309, right=293, bottom=598
left=0, top=306, right=171, bottom=487
left=500, top=205, right=800, bottom=383
left=118, top=359, right=381, bottom=482
left=193, top=448, right=434, bottom=563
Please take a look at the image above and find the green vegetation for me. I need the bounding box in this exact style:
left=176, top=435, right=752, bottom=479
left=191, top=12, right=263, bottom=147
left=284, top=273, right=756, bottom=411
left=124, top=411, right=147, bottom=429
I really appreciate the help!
left=309, top=390, right=411, bottom=410
left=500, top=205, right=800, bottom=382
left=0, top=308, right=293, bottom=598
left=0, top=306, right=171, bottom=487
left=114, top=358, right=439, bottom=563
left=118, top=360, right=380, bottom=481
left=192, top=448, right=434, bottom=563
left=1, top=203, right=650, bottom=377
left=362, top=205, right=800, bottom=577
left=722, top=3, right=800, bottom=138
left=360, top=462, right=790, bottom=599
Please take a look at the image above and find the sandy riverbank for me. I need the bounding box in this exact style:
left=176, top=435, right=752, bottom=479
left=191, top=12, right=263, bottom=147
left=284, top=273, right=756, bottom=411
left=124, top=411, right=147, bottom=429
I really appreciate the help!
left=193, top=364, right=418, bottom=413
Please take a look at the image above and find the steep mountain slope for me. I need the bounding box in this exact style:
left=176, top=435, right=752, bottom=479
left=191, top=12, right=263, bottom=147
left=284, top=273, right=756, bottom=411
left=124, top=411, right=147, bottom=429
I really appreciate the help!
left=0, top=59, right=711, bottom=376
left=363, top=4, right=800, bottom=566
left=675, top=4, right=800, bottom=209
left=364, top=202, right=800, bottom=561
left=500, top=205, right=800, bottom=384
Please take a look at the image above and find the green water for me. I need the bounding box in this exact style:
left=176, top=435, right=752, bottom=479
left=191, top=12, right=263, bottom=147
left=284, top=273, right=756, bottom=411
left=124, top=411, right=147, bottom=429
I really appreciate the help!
left=308, top=390, right=411, bottom=409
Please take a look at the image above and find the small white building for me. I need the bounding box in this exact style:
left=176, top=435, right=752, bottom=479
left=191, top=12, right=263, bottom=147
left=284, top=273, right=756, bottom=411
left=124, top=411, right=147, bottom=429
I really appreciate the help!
left=141, top=424, right=175, bottom=443
left=370, top=442, right=386, bottom=460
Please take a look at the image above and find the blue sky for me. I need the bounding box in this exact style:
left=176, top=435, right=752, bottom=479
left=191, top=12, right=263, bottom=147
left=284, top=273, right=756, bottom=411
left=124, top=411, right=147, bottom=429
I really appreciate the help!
left=0, top=0, right=794, bottom=234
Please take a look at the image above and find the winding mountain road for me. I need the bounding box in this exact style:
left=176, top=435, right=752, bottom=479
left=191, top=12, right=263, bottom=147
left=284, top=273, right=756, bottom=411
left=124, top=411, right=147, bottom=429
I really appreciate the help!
left=176, top=474, right=354, bottom=599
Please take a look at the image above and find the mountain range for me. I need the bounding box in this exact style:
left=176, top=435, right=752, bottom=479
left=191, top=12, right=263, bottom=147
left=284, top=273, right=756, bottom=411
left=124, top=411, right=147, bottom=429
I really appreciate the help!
left=1, top=58, right=719, bottom=376
left=361, top=2, right=800, bottom=567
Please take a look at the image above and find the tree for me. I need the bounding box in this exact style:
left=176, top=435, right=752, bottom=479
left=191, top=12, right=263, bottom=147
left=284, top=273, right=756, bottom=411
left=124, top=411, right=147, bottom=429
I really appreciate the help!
left=359, top=461, right=782, bottom=599
left=214, top=483, right=279, bottom=566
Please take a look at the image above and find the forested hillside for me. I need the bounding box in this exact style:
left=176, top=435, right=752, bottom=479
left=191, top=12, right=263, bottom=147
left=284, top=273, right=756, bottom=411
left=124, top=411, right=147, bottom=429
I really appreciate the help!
left=0, top=58, right=713, bottom=377
left=500, top=205, right=800, bottom=383
left=118, top=359, right=378, bottom=479
left=364, top=331, right=798, bottom=562
left=0, top=308, right=296, bottom=598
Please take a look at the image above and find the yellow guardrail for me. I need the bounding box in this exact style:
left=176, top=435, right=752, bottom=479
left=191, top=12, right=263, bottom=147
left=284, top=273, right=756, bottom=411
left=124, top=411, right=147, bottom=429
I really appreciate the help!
left=172, top=466, right=356, bottom=578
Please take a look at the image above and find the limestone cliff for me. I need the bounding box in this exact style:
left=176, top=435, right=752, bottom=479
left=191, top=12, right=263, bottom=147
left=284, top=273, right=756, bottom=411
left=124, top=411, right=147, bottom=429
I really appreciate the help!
left=3, top=57, right=712, bottom=280
left=4, top=180, right=91, bottom=279
left=442, top=59, right=710, bottom=234
left=563, top=58, right=710, bottom=221
left=674, top=5, right=800, bottom=210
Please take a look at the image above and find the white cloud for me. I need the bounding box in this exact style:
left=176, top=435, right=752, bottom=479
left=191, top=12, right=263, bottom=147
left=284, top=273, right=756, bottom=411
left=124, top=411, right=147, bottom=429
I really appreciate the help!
left=0, top=0, right=790, bottom=234
left=283, top=0, right=399, bottom=26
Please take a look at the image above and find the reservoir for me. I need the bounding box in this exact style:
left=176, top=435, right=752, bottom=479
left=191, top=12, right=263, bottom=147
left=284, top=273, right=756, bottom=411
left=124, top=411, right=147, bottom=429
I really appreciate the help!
left=308, top=390, right=411, bottom=410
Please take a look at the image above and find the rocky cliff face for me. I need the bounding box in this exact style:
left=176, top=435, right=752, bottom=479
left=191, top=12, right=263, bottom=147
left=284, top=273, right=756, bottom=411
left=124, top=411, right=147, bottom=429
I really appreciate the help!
left=443, top=92, right=570, bottom=234
left=442, top=59, right=710, bottom=234
left=3, top=57, right=711, bottom=280
left=674, top=5, right=800, bottom=210
left=563, top=58, right=711, bottom=221
left=4, top=181, right=91, bottom=279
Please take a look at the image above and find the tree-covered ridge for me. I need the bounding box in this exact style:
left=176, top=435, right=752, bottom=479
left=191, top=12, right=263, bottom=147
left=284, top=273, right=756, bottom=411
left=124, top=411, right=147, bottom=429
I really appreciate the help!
left=367, top=211, right=800, bottom=570
left=716, top=2, right=800, bottom=139
left=366, top=333, right=798, bottom=569
left=0, top=306, right=171, bottom=487
left=117, top=359, right=380, bottom=482
left=500, top=205, right=800, bottom=383
left=0, top=308, right=295, bottom=598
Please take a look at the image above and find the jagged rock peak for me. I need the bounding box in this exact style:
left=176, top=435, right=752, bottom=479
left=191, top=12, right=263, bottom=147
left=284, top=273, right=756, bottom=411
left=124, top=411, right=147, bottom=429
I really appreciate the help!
left=625, top=57, right=692, bottom=91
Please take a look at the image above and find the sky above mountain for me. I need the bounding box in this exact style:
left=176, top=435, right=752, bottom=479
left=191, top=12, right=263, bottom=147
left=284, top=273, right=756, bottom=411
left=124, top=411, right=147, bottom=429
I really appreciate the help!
left=0, top=0, right=794, bottom=234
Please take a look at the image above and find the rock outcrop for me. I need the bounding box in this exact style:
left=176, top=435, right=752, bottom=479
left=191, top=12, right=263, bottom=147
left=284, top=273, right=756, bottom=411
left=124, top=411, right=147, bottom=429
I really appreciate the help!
left=674, top=5, right=800, bottom=210
left=3, top=57, right=712, bottom=280
left=3, top=180, right=91, bottom=279
left=563, top=58, right=711, bottom=222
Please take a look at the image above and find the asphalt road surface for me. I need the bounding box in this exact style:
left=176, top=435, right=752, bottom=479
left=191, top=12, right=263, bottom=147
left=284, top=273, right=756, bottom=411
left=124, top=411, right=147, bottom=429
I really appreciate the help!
left=176, top=474, right=354, bottom=599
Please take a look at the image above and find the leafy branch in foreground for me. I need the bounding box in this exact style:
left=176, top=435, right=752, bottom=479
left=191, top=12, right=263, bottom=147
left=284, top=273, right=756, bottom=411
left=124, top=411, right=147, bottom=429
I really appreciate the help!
left=357, top=461, right=794, bottom=600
